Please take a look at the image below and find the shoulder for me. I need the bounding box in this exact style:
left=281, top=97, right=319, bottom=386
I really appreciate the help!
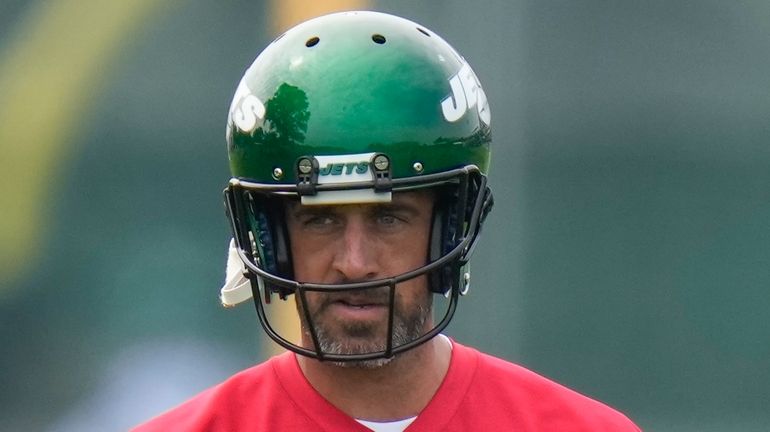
left=455, top=343, right=641, bottom=431
left=130, top=354, right=286, bottom=432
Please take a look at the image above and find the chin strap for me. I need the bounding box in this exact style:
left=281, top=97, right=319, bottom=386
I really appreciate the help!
left=220, top=238, right=253, bottom=307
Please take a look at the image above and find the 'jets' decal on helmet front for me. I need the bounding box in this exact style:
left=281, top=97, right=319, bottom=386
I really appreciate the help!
left=314, top=154, right=375, bottom=184
left=319, top=162, right=370, bottom=176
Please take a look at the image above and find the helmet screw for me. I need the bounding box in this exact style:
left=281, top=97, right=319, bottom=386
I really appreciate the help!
left=272, top=167, right=284, bottom=180
left=297, top=158, right=313, bottom=174
left=373, top=154, right=389, bottom=170
left=413, top=162, right=424, bottom=173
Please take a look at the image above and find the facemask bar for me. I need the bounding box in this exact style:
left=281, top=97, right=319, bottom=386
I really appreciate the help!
left=223, top=165, right=492, bottom=361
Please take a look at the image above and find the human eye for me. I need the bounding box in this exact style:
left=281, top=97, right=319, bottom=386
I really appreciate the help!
left=301, top=213, right=340, bottom=232
left=374, top=210, right=407, bottom=230
left=378, top=213, right=399, bottom=225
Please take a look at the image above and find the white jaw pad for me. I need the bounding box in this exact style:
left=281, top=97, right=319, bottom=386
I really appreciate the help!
left=220, top=238, right=253, bottom=307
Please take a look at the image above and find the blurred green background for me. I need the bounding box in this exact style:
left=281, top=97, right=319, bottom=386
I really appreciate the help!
left=2, top=0, right=769, bottom=430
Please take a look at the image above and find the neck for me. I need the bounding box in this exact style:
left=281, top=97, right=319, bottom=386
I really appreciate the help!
left=297, top=335, right=452, bottom=421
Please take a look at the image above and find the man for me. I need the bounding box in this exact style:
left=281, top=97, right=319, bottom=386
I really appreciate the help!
left=134, top=11, right=640, bottom=431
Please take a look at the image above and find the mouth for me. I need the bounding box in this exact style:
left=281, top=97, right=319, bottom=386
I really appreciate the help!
left=327, top=296, right=389, bottom=320
left=337, top=299, right=385, bottom=308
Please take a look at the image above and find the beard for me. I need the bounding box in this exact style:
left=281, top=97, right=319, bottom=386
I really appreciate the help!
left=299, top=286, right=432, bottom=369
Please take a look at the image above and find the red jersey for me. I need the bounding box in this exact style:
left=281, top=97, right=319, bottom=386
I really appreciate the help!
left=133, top=341, right=640, bottom=431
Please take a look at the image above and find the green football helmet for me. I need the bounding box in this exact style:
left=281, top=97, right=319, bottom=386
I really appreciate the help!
left=223, top=11, right=493, bottom=362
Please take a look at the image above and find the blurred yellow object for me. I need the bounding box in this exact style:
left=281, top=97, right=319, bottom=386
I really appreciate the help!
left=0, top=0, right=176, bottom=295
left=271, top=0, right=369, bottom=34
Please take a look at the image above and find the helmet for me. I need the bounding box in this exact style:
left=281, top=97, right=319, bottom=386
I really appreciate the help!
left=222, top=11, right=493, bottom=362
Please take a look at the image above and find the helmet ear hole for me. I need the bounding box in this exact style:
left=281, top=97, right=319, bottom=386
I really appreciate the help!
left=267, top=202, right=293, bottom=292
left=429, top=190, right=459, bottom=294
left=429, top=205, right=443, bottom=287
left=247, top=194, right=295, bottom=298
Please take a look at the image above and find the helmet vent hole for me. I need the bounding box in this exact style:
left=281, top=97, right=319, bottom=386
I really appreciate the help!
left=305, top=36, right=320, bottom=47
left=417, top=27, right=430, bottom=37
left=371, top=34, right=386, bottom=44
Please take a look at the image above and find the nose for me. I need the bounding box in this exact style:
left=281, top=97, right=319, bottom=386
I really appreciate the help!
left=331, top=216, right=379, bottom=282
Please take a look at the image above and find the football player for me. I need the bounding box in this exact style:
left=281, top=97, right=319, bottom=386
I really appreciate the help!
left=134, top=11, right=640, bottom=431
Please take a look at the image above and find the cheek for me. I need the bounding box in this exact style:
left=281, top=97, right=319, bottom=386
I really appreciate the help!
left=394, top=275, right=432, bottom=313
left=384, top=230, right=431, bottom=271
left=290, top=245, right=331, bottom=282
left=287, top=226, right=329, bottom=282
